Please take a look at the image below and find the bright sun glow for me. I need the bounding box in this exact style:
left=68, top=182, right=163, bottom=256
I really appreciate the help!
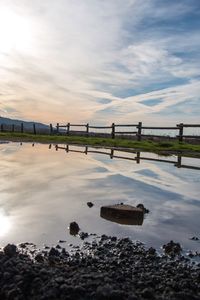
left=0, top=211, right=11, bottom=237
left=0, top=8, right=33, bottom=53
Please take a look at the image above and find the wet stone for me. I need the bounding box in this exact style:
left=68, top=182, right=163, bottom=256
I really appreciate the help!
left=3, top=244, right=17, bottom=257
left=87, top=202, right=94, bottom=208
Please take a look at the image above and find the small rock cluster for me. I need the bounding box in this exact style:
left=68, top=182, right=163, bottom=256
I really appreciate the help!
left=0, top=237, right=200, bottom=299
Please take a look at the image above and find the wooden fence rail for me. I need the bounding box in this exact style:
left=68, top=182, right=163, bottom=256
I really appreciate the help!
left=0, top=121, right=200, bottom=142
left=54, top=122, right=200, bottom=142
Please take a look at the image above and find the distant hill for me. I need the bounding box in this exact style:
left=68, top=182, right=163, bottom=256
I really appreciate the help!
left=0, top=117, right=48, bottom=129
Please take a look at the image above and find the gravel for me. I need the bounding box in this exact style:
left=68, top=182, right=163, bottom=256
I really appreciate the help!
left=0, top=236, right=200, bottom=300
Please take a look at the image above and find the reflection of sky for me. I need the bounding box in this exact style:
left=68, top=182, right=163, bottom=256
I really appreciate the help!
left=0, top=142, right=200, bottom=251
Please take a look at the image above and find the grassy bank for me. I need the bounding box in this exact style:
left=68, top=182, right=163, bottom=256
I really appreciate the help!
left=0, top=132, right=200, bottom=153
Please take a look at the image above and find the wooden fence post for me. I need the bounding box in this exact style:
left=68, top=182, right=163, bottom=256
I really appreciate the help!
left=33, top=123, right=36, bottom=135
left=0, top=124, right=3, bottom=132
left=137, top=122, right=142, bottom=141
left=111, top=123, right=115, bottom=139
left=85, top=146, right=88, bottom=154
left=50, top=124, right=53, bottom=135
left=178, top=123, right=183, bottom=142
left=67, top=123, right=70, bottom=135
left=56, top=123, right=59, bottom=134
left=12, top=124, right=15, bottom=132
left=86, top=123, right=89, bottom=137
left=21, top=123, right=24, bottom=133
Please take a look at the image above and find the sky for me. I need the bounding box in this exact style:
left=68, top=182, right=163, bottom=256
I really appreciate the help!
left=0, top=0, right=199, bottom=125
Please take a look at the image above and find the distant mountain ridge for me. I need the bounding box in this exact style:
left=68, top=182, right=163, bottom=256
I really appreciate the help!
left=0, top=117, right=48, bottom=129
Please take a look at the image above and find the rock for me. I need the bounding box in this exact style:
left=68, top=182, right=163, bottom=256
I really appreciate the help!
left=100, top=204, right=144, bottom=225
left=35, top=254, right=44, bottom=263
left=190, top=236, right=199, bottom=241
left=58, top=240, right=66, bottom=243
left=148, top=247, right=156, bottom=255
left=163, top=241, right=182, bottom=256
left=3, top=244, right=17, bottom=257
left=49, top=247, right=60, bottom=257
left=87, top=202, right=94, bottom=208
left=136, top=204, right=150, bottom=214
left=69, top=222, right=80, bottom=236
left=79, top=232, right=89, bottom=240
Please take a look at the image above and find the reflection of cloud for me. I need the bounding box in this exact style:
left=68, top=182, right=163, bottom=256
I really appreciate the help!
left=0, top=1, right=199, bottom=123
left=0, top=142, right=200, bottom=249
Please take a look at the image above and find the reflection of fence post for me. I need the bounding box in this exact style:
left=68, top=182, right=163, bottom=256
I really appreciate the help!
left=0, top=124, right=3, bottom=132
left=56, top=123, right=59, bottom=134
left=136, top=152, right=140, bottom=164
left=178, top=123, right=183, bottom=142
left=50, top=124, right=53, bottom=135
left=33, top=123, right=36, bottom=135
left=12, top=124, right=15, bottom=132
left=110, top=149, right=114, bottom=158
left=176, top=154, right=182, bottom=168
left=67, top=123, right=70, bottom=135
left=21, top=123, right=24, bottom=133
left=111, top=123, right=115, bottom=139
left=86, top=123, right=89, bottom=137
left=137, top=122, right=142, bottom=141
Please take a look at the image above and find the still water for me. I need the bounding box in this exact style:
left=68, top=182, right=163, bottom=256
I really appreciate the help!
left=0, top=142, right=200, bottom=251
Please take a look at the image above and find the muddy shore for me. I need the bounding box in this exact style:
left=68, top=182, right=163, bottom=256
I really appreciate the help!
left=0, top=236, right=200, bottom=300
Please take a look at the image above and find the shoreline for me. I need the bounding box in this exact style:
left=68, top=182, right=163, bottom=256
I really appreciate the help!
left=0, top=132, right=200, bottom=156
left=1, top=236, right=200, bottom=300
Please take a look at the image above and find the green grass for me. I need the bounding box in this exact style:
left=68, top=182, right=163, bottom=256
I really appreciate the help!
left=0, top=132, right=200, bottom=154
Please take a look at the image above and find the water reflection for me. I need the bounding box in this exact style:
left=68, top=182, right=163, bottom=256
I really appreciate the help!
left=55, top=144, right=200, bottom=171
left=0, top=142, right=200, bottom=251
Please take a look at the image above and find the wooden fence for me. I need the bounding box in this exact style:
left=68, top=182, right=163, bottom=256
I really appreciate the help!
left=54, top=122, right=200, bottom=142
left=0, top=121, right=200, bottom=142
left=54, top=144, right=200, bottom=171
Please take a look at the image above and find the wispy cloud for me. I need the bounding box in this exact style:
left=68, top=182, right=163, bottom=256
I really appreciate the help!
left=0, top=0, right=199, bottom=123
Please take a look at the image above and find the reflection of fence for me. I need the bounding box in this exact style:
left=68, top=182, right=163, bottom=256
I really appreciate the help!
left=54, top=144, right=200, bottom=171
left=1, top=122, right=200, bottom=142
left=54, top=122, right=200, bottom=142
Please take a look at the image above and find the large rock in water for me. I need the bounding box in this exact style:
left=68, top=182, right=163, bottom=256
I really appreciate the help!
left=100, top=204, right=144, bottom=225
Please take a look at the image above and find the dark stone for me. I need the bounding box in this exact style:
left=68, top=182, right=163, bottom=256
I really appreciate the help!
left=49, top=247, right=60, bottom=257
left=79, top=232, right=89, bottom=240
left=163, top=240, right=182, bottom=256
left=190, top=236, right=199, bottom=241
left=3, top=244, right=17, bottom=257
left=35, top=254, right=44, bottom=263
left=87, top=202, right=94, bottom=208
left=69, top=222, right=80, bottom=236
left=136, top=203, right=150, bottom=214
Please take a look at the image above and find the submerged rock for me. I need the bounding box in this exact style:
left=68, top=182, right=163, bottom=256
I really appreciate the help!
left=163, top=240, right=182, bottom=256
left=87, top=202, right=94, bottom=208
left=190, top=236, right=199, bottom=241
left=69, top=222, right=80, bottom=236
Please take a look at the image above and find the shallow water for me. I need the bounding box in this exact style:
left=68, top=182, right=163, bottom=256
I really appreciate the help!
left=0, top=142, right=200, bottom=252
